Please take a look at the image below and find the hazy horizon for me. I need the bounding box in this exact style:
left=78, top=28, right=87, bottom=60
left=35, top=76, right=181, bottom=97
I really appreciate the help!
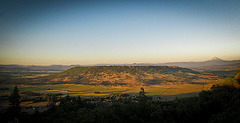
left=1, top=0, right=240, bottom=65
left=0, top=57, right=239, bottom=66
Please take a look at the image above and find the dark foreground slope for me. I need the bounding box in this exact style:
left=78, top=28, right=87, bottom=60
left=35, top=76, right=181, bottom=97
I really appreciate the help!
left=2, top=85, right=240, bottom=123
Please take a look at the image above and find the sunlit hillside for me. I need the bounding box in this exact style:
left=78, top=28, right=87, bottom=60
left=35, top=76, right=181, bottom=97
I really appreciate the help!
left=11, top=66, right=219, bottom=86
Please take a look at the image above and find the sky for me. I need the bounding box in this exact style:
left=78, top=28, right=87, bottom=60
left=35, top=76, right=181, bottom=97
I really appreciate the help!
left=0, top=0, right=240, bottom=65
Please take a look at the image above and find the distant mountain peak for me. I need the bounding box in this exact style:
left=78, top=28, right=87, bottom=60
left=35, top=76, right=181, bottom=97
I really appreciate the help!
left=206, top=57, right=227, bottom=62
left=211, top=57, right=223, bottom=61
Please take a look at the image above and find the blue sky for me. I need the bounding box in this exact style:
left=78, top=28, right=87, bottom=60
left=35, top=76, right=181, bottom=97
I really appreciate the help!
left=0, top=0, right=240, bottom=65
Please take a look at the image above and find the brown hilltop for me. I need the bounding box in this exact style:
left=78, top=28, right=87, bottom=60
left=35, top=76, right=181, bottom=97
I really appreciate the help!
left=30, top=66, right=206, bottom=86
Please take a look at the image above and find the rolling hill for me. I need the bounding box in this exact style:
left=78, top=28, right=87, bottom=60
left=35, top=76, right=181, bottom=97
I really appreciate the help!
left=162, top=57, right=240, bottom=68
left=89, top=57, right=240, bottom=69
left=0, top=65, right=80, bottom=72
left=16, top=66, right=219, bottom=86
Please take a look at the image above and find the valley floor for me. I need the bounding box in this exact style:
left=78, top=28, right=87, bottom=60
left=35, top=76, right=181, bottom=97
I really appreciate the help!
left=0, top=78, right=222, bottom=113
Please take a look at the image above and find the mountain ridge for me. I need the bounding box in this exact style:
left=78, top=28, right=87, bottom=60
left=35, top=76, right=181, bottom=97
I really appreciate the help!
left=210, top=57, right=224, bottom=61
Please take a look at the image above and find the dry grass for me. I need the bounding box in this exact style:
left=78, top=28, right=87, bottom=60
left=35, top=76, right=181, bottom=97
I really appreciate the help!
left=0, top=79, right=222, bottom=97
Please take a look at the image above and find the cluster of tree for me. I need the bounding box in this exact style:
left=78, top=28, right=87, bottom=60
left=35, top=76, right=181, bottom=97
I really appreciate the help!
left=58, top=66, right=199, bottom=77
left=20, top=92, right=63, bottom=103
left=218, top=72, right=240, bottom=88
